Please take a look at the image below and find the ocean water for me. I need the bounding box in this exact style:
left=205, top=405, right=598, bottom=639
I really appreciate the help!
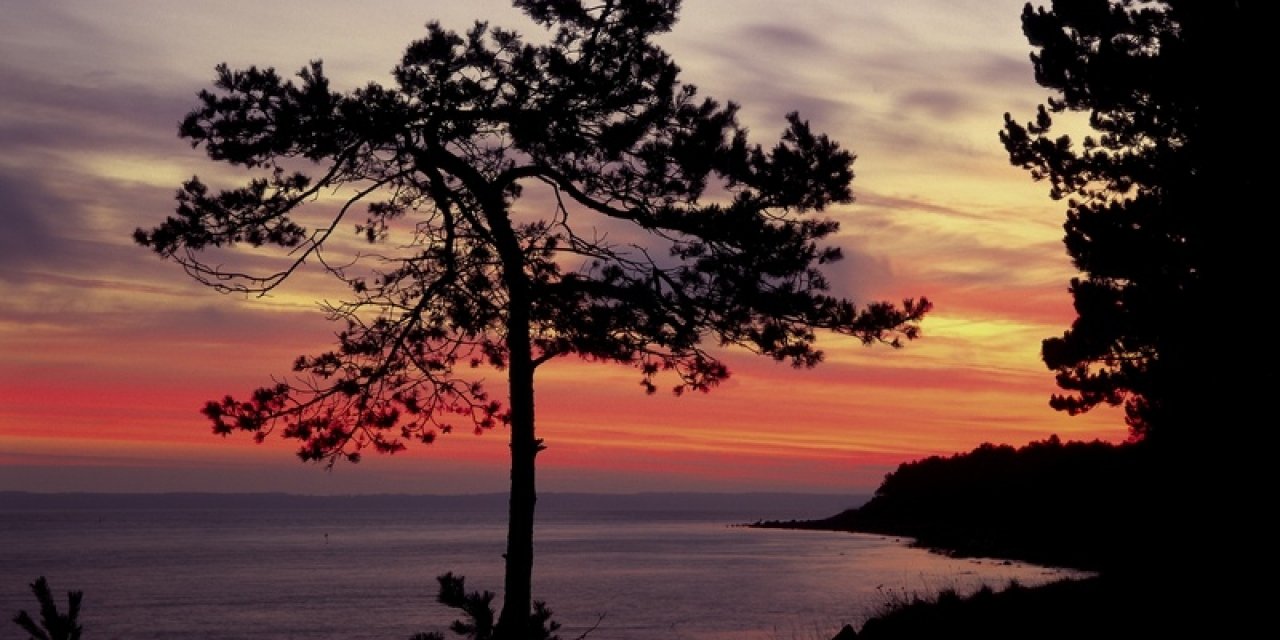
left=1, top=497, right=1085, bottom=639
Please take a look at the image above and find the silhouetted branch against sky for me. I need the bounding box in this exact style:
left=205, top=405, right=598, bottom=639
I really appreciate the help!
left=1, top=1, right=1124, bottom=496
left=128, top=3, right=932, bottom=628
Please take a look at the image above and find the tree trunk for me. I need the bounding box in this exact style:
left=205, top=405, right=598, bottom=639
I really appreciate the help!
left=498, top=326, right=537, bottom=637
left=486, top=193, right=539, bottom=639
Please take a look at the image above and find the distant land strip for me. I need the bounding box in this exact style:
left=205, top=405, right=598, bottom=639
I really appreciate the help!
left=0, top=490, right=869, bottom=520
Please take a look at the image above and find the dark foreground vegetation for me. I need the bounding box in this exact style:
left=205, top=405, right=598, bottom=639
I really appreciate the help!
left=848, top=575, right=1170, bottom=639
left=12, top=577, right=82, bottom=640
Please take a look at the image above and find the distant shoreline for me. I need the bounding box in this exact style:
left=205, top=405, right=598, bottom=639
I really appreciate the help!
left=0, top=490, right=869, bottom=520
left=746, top=517, right=1063, bottom=570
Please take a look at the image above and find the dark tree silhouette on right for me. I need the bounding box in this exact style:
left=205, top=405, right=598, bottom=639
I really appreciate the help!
left=1000, top=0, right=1262, bottom=446
left=1001, top=8, right=1262, bottom=629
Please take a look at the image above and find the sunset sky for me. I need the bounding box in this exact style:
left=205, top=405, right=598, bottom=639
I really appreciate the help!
left=0, top=0, right=1124, bottom=495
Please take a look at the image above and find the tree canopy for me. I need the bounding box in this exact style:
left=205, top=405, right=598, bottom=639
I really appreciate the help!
left=1000, top=0, right=1259, bottom=443
left=136, top=0, right=928, bottom=633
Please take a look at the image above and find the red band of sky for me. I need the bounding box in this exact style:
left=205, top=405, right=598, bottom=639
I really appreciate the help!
left=0, top=0, right=1123, bottom=495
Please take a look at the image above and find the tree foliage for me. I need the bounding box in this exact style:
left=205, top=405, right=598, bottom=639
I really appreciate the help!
left=136, top=0, right=928, bottom=632
left=1000, top=0, right=1259, bottom=441
left=140, top=0, right=926, bottom=462
left=412, top=573, right=563, bottom=640
left=12, top=577, right=82, bottom=640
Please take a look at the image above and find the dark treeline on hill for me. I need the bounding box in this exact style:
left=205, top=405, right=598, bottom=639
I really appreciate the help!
left=754, top=437, right=1154, bottom=571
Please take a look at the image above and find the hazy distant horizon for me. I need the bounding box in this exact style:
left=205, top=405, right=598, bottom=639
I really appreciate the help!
left=0, top=489, right=870, bottom=523
left=0, top=489, right=866, bottom=498
left=0, top=457, right=893, bottom=496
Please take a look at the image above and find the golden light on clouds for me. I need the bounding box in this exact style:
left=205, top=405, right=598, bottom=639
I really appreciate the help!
left=0, top=1, right=1128, bottom=494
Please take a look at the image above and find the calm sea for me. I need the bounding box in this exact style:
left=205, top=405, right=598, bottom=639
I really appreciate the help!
left=1, top=494, right=1085, bottom=639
